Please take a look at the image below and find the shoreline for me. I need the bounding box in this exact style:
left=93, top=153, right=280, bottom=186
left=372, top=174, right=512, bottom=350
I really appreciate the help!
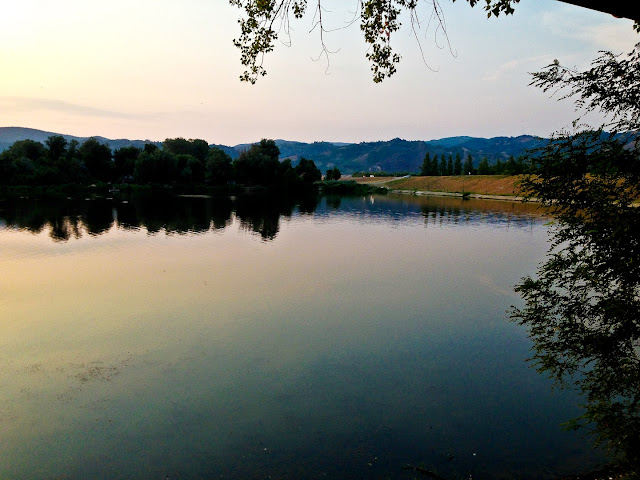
left=388, top=188, right=536, bottom=202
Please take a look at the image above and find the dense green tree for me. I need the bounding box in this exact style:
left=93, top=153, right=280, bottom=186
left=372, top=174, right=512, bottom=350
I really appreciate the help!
left=504, top=155, right=518, bottom=175
left=163, top=137, right=210, bottom=163
left=45, top=135, right=68, bottom=166
left=0, top=140, right=46, bottom=184
left=163, top=139, right=208, bottom=183
left=325, top=166, right=341, bottom=181
left=446, top=155, right=453, bottom=176
left=113, top=146, right=141, bottom=180
left=134, top=148, right=178, bottom=184
left=477, top=157, right=490, bottom=175
left=295, top=157, right=321, bottom=183
left=492, top=158, right=504, bottom=175
left=424, top=152, right=438, bottom=176
left=453, top=153, right=462, bottom=175
left=256, top=138, right=280, bottom=163
left=233, top=139, right=285, bottom=185
left=174, top=154, right=200, bottom=183
left=420, top=152, right=432, bottom=176
left=79, top=138, right=113, bottom=182
left=463, top=155, right=474, bottom=175
left=12, top=139, right=47, bottom=163
left=206, top=147, right=233, bottom=185
left=144, top=143, right=159, bottom=154
left=280, top=158, right=301, bottom=185
left=438, top=154, right=447, bottom=176
left=0, top=138, right=65, bottom=185
left=57, top=139, right=88, bottom=183
left=66, top=139, right=79, bottom=161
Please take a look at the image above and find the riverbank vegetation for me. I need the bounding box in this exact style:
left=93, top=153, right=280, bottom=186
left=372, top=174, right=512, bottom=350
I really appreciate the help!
left=0, top=137, right=324, bottom=196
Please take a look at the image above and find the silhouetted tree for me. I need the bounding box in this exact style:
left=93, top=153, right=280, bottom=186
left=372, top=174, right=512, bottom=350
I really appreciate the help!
left=79, top=138, right=113, bottom=182
left=113, top=146, right=140, bottom=181
left=476, top=157, right=490, bottom=175
left=325, top=166, right=341, bottom=181
left=438, top=154, right=447, bottom=176
left=45, top=135, right=68, bottom=166
left=233, top=139, right=289, bottom=185
left=463, top=155, right=474, bottom=175
left=163, top=137, right=210, bottom=163
left=514, top=131, right=640, bottom=467
left=229, top=0, right=553, bottom=83
left=513, top=44, right=640, bottom=470
left=453, top=153, right=462, bottom=175
left=134, top=148, right=178, bottom=183
left=295, top=157, right=321, bottom=183
left=0, top=140, right=47, bottom=184
left=420, top=152, right=432, bottom=176
left=206, top=147, right=233, bottom=185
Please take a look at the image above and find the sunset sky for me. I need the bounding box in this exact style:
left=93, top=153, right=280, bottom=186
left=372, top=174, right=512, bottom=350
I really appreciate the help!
left=1, top=0, right=637, bottom=145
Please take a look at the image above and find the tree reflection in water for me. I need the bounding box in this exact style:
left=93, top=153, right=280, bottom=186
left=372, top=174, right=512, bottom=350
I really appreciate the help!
left=1, top=191, right=544, bottom=244
left=0, top=192, right=307, bottom=242
left=513, top=132, right=640, bottom=474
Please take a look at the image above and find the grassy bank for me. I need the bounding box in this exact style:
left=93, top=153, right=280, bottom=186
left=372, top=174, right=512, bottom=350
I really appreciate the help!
left=353, top=175, right=524, bottom=197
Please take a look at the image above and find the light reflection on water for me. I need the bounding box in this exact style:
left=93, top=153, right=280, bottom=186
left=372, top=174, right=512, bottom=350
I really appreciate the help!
left=0, top=194, right=600, bottom=479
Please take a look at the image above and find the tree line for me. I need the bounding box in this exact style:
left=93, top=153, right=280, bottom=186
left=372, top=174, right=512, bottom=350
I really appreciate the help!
left=420, top=152, right=530, bottom=176
left=0, top=136, right=331, bottom=188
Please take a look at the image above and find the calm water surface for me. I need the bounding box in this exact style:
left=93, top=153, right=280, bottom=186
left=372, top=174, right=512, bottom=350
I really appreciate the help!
left=0, top=194, right=602, bottom=479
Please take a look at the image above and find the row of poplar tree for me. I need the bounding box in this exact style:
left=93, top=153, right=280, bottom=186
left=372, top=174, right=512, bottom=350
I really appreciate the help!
left=420, top=152, right=529, bottom=176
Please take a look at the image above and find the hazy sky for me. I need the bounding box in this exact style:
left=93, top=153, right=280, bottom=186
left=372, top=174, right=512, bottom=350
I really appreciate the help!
left=1, top=0, right=637, bottom=145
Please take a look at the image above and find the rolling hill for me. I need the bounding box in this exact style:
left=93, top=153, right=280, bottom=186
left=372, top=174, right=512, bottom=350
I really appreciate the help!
left=0, top=127, right=548, bottom=174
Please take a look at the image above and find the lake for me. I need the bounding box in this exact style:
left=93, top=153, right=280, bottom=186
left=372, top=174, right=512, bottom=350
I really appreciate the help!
left=0, top=192, right=603, bottom=479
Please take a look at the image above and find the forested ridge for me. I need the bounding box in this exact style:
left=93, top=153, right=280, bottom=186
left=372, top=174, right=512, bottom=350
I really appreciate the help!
left=0, top=127, right=551, bottom=176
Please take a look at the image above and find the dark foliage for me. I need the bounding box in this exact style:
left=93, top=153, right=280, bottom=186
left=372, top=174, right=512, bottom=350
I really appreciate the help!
left=295, top=157, right=322, bottom=183
left=1, top=135, right=326, bottom=191
left=228, top=0, right=522, bottom=83
left=513, top=41, right=640, bottom=473
left=513, top=131, right=640, bottom=467
left=325, top=166, right=341, bottom=181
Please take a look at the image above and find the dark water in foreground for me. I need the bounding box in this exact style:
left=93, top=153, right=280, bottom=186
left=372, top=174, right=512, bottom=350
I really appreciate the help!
left=0, top=194, right=603, bottom=479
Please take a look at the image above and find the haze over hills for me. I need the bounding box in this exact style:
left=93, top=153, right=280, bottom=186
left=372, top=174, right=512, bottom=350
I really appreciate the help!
left=0, top=127, right=163, bottom=153
left=0, top=126, right=548, bottom=174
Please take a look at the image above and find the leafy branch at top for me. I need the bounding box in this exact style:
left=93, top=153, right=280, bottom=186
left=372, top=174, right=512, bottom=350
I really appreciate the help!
left=531, top=44, right=640, bottom=134
left=229, top=0, right=521, bottom=83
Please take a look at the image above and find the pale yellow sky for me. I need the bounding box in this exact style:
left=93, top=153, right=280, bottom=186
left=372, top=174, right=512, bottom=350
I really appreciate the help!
left=1, top=0, right=636, bottom=145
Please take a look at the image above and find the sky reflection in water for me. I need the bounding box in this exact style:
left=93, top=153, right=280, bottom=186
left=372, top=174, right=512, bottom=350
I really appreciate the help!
left=0, top=194, right=601, bottom=479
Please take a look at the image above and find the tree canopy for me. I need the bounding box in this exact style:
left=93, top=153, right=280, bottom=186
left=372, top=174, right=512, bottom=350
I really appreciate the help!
left=0, top=136, right=325, bottom=190
left=229, top=0, right=639, bottom=84
left=229, top=0, right=524, bottom=83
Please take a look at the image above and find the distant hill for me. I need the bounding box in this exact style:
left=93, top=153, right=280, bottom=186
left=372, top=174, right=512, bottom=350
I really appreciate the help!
left=0, top=127, right=548, bottom=174
left=270, top=136, right=548, bottom=173
left=0, top=127, right=162, bottom=153
left=0, top=127, right=83, bottom=150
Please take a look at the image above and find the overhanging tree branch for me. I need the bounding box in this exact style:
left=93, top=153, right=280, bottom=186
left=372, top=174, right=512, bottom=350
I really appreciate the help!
left=229, top=0, right=638, bottom=84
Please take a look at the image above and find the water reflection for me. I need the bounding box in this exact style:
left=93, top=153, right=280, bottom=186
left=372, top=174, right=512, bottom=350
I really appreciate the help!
left=0, top=192, right=599, bottom=480
left=0, top=192, right=543, bottom=243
